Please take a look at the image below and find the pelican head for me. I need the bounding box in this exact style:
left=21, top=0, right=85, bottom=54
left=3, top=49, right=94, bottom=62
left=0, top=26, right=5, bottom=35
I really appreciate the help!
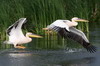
left=26, top=32, right=43, bottom=38
left=71, top=17, right=89, bottom=22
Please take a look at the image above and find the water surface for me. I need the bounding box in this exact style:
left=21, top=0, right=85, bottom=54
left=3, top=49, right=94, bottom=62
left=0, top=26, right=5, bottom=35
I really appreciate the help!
left=0, top=26, right=100, bottom=66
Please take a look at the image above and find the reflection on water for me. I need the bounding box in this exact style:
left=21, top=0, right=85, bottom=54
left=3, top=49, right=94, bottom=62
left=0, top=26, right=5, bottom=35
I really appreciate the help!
left=0, top=48, right=99, bottom=66
left=8, top=52, right=32, bottom=58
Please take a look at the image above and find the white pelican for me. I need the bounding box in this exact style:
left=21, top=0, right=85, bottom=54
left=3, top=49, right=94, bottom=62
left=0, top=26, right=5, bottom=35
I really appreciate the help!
left=43, top=17, right=96, bottom=53
left=4, top=18, right=42, bottom=49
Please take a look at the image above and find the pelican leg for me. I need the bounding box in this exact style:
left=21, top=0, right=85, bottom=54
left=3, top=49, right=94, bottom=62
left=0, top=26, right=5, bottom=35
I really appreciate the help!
left=14, top=44, right=26, bottom=49
left=45, top=30, right=53, bottom=34
left=42, top=28, right=49, bottom=30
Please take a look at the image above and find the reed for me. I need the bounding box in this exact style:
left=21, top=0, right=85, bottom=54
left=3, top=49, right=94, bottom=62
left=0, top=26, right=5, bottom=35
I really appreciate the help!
left=0, top=0, right=100, bottom=49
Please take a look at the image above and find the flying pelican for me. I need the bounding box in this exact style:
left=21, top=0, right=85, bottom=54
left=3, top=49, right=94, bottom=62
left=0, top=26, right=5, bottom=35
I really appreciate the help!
left=4, top=18, right=42, bottom=49
left=43, top=17, right=96, bottom=53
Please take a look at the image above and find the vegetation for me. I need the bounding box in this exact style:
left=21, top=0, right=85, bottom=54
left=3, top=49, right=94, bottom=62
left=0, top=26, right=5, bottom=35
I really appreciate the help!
left=0, top=0, right=100, bottom=49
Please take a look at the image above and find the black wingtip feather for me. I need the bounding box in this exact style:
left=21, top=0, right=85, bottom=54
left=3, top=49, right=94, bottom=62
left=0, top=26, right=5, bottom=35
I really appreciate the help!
left=85, top=45, right=97, bottom=53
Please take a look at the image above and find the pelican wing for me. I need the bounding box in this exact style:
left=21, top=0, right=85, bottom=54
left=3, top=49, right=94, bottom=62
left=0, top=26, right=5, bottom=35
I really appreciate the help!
left=47, top=20, right=70, bottom=31
left=49, top=26, right=96, bottom=53
left=59, top=27, right=96, bottom=53
left=6, top=18, right=26, bottom=36
left=69, top=27, right=89, bottom=42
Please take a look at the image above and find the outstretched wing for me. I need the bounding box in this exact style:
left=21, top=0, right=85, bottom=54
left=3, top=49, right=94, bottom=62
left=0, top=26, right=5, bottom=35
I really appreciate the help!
left=6, top=18, right=26, bottom=36
left=69, top=27, right=89, bottom=43
left=49, top=26, right=96, bottom=53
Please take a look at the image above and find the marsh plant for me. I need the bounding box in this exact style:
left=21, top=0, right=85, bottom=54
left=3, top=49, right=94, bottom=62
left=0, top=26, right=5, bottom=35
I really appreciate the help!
left=0, top=0, right=100, bottom=49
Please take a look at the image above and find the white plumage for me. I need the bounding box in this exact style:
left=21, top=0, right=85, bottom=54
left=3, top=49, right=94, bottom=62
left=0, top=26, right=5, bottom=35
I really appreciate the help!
left=4, top=18, right=42, bottom=49
left=48, top=20, right=70, bottom=31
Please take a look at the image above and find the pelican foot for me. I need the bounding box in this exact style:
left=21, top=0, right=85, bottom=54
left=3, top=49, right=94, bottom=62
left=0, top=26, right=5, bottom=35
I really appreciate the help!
left=15, top=46, right=26, bottom=49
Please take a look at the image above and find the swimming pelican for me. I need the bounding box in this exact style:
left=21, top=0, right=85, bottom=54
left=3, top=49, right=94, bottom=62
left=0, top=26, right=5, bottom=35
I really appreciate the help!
left=43, top=17, right=96, bottom=53
left=4, top=18, right=42, bottom=49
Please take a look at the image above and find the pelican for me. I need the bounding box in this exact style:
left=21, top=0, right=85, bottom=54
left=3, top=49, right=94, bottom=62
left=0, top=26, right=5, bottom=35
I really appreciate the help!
left=4, top=18, right=42, bottom=49
left=43, top=17, right=96, bottom=53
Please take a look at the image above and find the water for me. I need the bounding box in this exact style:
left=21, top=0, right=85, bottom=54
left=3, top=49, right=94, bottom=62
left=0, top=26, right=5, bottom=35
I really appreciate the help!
left=0, top=48, right=100, bottom=66
left=0, top=26, right=100, bottom=66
